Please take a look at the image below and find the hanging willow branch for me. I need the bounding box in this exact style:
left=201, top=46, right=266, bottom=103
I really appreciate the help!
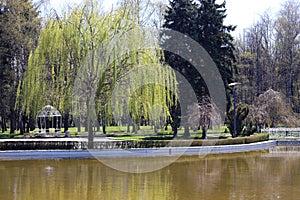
left=20, top=0, right=178, bottom=134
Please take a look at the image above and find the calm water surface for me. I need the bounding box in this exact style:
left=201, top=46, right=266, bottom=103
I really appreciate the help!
left=1, top=147, right=300, bottom=200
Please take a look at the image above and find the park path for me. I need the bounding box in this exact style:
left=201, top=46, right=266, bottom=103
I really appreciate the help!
left=0, top=137, right=119, bottom=142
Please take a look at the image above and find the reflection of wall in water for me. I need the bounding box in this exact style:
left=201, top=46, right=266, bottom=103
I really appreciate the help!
left=1, top=152, right=300, bottom=200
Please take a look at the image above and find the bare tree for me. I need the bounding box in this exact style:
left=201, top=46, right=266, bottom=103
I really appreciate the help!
left=246, top=89, right=299, bottom=128
left=187, top=96, right=221, bottom=139
left=275, top=0, right=300, bottom=105
left=236, top=11, right=276, bottom=100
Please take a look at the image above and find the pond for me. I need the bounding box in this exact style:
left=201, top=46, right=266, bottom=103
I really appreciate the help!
left=1, top=147, right=300, bottom=200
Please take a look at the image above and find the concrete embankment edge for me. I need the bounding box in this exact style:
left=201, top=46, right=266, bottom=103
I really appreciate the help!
left=0, top=140, right=281, bottom=160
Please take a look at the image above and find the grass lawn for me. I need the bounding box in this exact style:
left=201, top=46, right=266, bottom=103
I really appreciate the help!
left=0, top=126, right=229, bottom=140
left=0, top=126, right=269, bottom=148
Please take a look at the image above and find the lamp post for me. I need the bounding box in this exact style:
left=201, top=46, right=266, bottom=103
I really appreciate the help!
left=229, top=82, right=241, bottom=138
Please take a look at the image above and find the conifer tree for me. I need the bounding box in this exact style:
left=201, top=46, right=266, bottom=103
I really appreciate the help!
left=162, top=0, right=236, bottom=136
left=0, top=0, right=41, bottom=134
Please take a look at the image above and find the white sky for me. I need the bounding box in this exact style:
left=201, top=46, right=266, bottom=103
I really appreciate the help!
left=47, top=0, right=118, bottom=13
left=48, top=0, right=283, bottom=37
left=223, top=0, right=283, bottom=36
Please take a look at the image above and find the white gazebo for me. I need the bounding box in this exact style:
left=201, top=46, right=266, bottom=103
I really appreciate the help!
left=36, top=105, right=62, bottom=134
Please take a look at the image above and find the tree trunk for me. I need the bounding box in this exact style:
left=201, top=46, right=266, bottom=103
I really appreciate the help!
left=172, top=123, right=178, bottom=138
left=102, top=124, right=106, bottom=134
left=154, top=124, right=158, bottom=134
left=77, top=117, right=81, bottom=132
left=85, top=120, right=88, bottom=132
left=28, top=115, right=35, bottom=132
left=171, top=118, right=178, bottom=138
left=102, top=115, right=106, bottom=134
left=19, top=114, right=25, bottom=135
left=288, top=49, right=294, bottom=104
left=256, top=46, right=261, bottom=97
left=1, top=116, right=6, bottom=133
left=10, top=108, right=16, bottom=134
left=201, top=125, right=207, bottom=139
left=96, top=119, right=100, bottom=132
left=86, top=99, right=94, bottom=149
left=2, top=117, right=7, bottom=132
left=64, top=112, right=69, bottom=132
left=26, top=121, right=30, bottom=133
left=183, top=124, right=190, bottom=138
left=132, top=123, right=137, bottom=133
left=87, top=121, right=94, bottom=149
left=127, top=124, right=130, bottom=133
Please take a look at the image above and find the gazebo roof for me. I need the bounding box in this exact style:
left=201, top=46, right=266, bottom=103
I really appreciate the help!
left=37, top=105, right=61, bottom=118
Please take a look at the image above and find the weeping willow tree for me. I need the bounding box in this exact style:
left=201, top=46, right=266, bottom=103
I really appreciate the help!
left=94, top=1, right=178, bottom=135
left=73, top=0, right=178, bottom=148
left=110, top=64, right=177, bottom=134
left=20, top=0, right=178, bottom=147
left=19, top=1, right=111, bottom=132
left=19, top=7, right=86, bottom=132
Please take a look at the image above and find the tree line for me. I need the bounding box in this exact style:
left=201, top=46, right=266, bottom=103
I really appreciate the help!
left=235, top=0, right=300, bottom=130
left=0, top=0, right=235, bottom=138
left=0, top=0, right=179, bottom=138
left=2, top=0, right=298, bottom=139
left=235, top=0, right=300, bottom=112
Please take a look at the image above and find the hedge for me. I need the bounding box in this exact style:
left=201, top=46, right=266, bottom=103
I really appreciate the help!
left=0, top=133, right=269, bottom=150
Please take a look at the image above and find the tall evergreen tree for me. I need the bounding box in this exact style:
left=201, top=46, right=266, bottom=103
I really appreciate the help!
left=162, top=0, right=236, bottom=136
left=197, top=0, right=236, bottom=89
left=0, top=0, right=41, bottom=134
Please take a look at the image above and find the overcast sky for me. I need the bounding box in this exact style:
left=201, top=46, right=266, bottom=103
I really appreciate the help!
left=48, top=0, right=284, bottom=37
left=222, top=0, right=282, bottom=36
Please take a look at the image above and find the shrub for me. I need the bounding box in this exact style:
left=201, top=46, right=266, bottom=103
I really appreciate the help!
left=226, top=103, right=250, bottom=137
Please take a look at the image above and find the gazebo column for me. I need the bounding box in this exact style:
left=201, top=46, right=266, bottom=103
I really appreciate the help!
left=51, top=116, right=54, bottom=133
left=40, top=118, right=43, bottom=133
left=55, top=116, right=59, bottom=133
left=43, top=118, right=45, bottom=133
left=60, top=116, right=62, bottom=132
left=37, top=117, right=41, bottom=133
left=45, top=117, right=49, bottom=133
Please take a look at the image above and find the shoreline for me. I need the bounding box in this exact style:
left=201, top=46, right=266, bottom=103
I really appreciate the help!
left=0, top=134, right=270, bottom=150
left=0, top=140, right=286, bottom=160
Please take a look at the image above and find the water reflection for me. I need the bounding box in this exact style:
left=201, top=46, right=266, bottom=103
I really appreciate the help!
left=0, top=148, right=300, bottom=200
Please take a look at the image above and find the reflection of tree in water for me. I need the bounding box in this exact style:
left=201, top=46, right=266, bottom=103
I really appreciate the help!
left=164, top=152, right=300, bottom=200
left=1, top=153, right=300, bottom=199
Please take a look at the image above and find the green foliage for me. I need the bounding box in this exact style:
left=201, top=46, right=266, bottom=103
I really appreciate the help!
left=21, top=0, right=178, bottom=144
left=226, top=103, right=250, bottom=137
left=0, top=133, right=20, bottom=139
left=21, top=3, right=94, bottom=118
left=162, top=0, right=236, bottom=138
left=0, top=0, right=41, bottom=133
left=163, top=0, right=236, bottom=107
left=214, top=133, right=269, bottom=145
left=109, top=133, right=269, bottom=148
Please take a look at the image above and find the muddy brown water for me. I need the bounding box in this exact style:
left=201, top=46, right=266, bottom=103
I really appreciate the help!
left=0, top=147, right=300, bottom=200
